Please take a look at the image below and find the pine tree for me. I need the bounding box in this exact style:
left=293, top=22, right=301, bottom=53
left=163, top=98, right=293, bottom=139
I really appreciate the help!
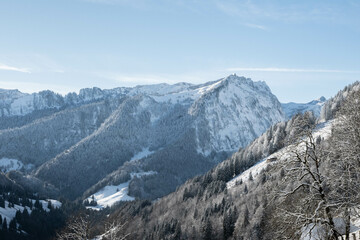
left=15, top=210, right=22, bottom=223
left=9, top=218, right=16, bottom=232
left=243, top=184, right=248, bottom=194
left=174, top=223, right=181, bottom=240
left=2, top=218, right=7, bottom=231
left=34, top=199, right=43, bottom=210
left=0, top=197, right=5, bottom=208
left=202, top=219, right=212, bottom=240
left=47, top=201, right=53, bottom=210
left=242, top=206, right=250, bottom=228
left=223, top=209, right=236, bottom=239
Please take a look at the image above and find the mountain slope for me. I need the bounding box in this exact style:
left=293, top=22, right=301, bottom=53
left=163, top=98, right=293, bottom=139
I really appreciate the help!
left=0, top=87, right=127, bottom=118
left=319, top=81, right=360, bottom=122
left=98, top=81, right=360, bottom=240
left=101, top=111, right=317, bottom=239
left=281, top=96, right=326, bottom=119
left=0, top=100, right=117, bottom=167
left=191, top=75, right=284, bottom=154
left=29, top=75, right=285, bottom=200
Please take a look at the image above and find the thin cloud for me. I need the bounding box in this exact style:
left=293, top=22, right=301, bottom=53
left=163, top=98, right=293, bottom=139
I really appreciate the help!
left=95, top=71, right=217, bottom=87
left=226, top=67, right=359, bottom=74
left=101, top=74, right=193, bottom=86
left=80, top=0, right=148, bottom=9
left=0, top=63, right=31, bottom=73
left=213, top=0, right=347, bottom=24
left=243, top=23, right=268, bottom=30
left=82, top=0, right=127, bottom=4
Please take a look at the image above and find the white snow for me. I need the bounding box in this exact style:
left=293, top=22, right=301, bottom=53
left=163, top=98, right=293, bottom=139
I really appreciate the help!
left=130, top=148, right=155, bottom=162
left=0, top=199, right=61, bottom=225
left=86, top=171, right=157, bottom=209
left=227, top=120, right=333, bottom=189
left=87, top=181, right=134, bottom=209
left=0, top=158, right=24, bottom=173
left=193, top=75, right=285, bottom=155
left=0, top=201, right=31, bottom=225
left=282, top=96, right=326, bottom=120
left=42, top=199, right=62, bottom=210
left=301, top=218, right=360, bottom=240
left=0, top=158, right=34, bottom=173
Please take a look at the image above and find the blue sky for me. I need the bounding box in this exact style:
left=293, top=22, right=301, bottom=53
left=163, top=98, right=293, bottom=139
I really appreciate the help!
left=0, top=0, right=359, bottom=102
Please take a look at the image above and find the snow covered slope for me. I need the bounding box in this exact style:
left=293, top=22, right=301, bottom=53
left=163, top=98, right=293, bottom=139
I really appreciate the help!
left=86, top=171, right=156, bottom=209
left=0, top=89, right=65, bottom=117
left=0, top=158, right=34, bottom=173
left=1, top=75, right=284, bottom=156
left=0, top=199, right=61, bottom=225
left=2, top=74, right=285, bottom=200
left=191, top=75, right=284, bottom=154
left=227, top=120, right=333, bottom=189
left=32, top=74, right=285, bottom=200
left=281, top=96, right=326, bottom=119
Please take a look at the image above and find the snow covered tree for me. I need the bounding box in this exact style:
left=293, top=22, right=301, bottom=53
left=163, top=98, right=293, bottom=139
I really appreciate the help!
left=326, top=89, right=360, bottom=240
left=277, top=128, right=340, bottom=239
left=277, top=90, right=360, bottom=239
left=103, top=220, right=130, bottom=240
left=57, top=215, right=90, bottom=240
left=202, top=219, right=212, bottom=240
left=223, top=208, right=237, bottom=239
left=242, top=206, right=250, bottom=228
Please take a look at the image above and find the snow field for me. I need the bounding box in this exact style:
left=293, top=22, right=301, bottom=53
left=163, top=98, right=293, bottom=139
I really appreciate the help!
left=86, top=171, right=157, bottom=210
left=0, top=199, right=61, bottom=226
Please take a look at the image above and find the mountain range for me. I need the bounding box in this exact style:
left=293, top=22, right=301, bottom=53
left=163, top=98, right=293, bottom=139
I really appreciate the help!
left=0, top=75, right=288, bottom=200
left=96, top=81, right=360, bottom=240
left=0, top=74, right=325, bottom=201
left=1, top=76, right=359, bottom=240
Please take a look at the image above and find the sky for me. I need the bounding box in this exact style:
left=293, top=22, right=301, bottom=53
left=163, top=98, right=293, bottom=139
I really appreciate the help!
left=0, top=0, right=359, bottom=102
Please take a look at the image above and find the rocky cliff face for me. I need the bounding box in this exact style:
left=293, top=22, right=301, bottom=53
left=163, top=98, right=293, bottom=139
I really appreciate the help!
left=190, top=75, right=284, bottom=154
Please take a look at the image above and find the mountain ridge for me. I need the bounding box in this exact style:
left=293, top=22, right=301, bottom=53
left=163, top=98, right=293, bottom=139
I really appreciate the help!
left=1, top=75, right=285, bottom=200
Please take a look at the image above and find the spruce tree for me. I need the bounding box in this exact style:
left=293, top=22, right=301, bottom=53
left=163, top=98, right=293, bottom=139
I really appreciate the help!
left=2, top=218, right=7, bottom=231
left=202, top=219, right=212, bottom=240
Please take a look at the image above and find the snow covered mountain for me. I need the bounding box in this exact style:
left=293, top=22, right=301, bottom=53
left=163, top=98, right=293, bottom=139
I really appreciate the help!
left=0, top=75, right=285, bottom=200
left=191, top=75, right=284, bottom=154
left=0, top=87, right=125, bottom=118
left=281, top=96, right=326, bottom=119
left=106, top=82, right=360, bottom=240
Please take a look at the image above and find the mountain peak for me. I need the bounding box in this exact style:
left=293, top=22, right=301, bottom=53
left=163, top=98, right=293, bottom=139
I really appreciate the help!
left=191, top=75, right=284, bottom=154
left=221, top=74, right=268, bottom=89
left=318, top=96, right=326, bottom=102
left=222, top=74, right=246, bottom=82
left=281, top=96, right=327, bottom=119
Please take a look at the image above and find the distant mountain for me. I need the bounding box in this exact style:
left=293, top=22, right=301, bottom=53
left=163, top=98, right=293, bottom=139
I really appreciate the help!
left=99, top=106, right=319, bottom=240
left=0, top=75, right=285, bottom=200
left=281, top=96, right=326, bottom=119
left=0, top=87, right=125, bottom=118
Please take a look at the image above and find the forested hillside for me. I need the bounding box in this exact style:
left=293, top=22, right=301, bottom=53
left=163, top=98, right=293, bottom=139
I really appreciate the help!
left=89, top=82, right=360, bottom=240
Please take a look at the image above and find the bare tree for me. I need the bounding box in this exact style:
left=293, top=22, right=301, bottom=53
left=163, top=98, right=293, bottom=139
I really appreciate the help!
left=277, top=90, right=360, bottom=240
left=102, top=220, right=130, bottom=240
left=57, top=214, right=130, bottom=240
left=57, top=215, right=90, bottom=240
left=277, top=129, right=340, bottom=240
